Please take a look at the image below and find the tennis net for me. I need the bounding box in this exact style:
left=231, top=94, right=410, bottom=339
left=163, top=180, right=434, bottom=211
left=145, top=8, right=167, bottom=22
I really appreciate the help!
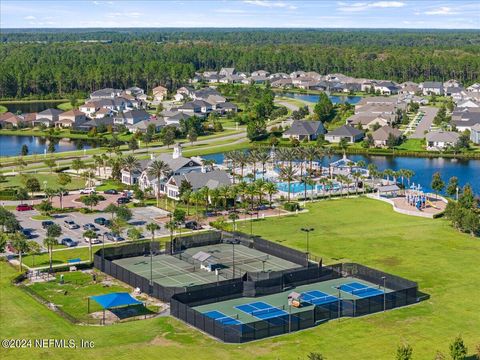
left=303, top=295, right=336, bottom=304
left=251, top=306, right=285, bottom=317
left=152, top=266, right=196, bottom=278
left=351, top=287, right=374, bottom=295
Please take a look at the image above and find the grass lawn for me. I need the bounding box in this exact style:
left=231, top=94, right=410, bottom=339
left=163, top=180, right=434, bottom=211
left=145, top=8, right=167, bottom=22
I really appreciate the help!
left=2, top=198, right=480, bottom=359
left=0, top=105, right=7, bottom=113
left=95, top=180, right=126, bottom=192
left=31, top=214, right=54, bottom=221
left=396, top=138, right=425, bottom=151
left=27, top=270, right=135, bottom=322
left=56, top=102, right=74, bottom=111
left=0, top=173, right=85, bottom=191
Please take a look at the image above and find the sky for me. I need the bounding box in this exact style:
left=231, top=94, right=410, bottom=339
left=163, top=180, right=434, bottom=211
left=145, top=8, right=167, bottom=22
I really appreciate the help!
left=1, top=0, right=479, bottom=29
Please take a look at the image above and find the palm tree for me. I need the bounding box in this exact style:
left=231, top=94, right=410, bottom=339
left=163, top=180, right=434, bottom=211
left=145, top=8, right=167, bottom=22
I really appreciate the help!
left=248, top=149, right=259, bottom=179
left=323, top=147, right=334, bottom=179
left=202, top=159, right=215, bottom=172
left=218, top=186, right=231, bottom=210
left=356, top=160, right=367, bottom=170
left=56, top=186, right=66, bottom=210
left=122, top=155, right=141, bottom=186
left=147, top=159, right=171, bottom=207
left=264, top=182, right=277, bottom=208
left=404, top=169, right=415, bottom=188
left=305, top=177, right=316, bottom=202
left=255, top=150, right=271, bottom=180
left=180, top=190, right=192, bottom=216
left=146, top=222, right=160, bottom=285
left=302, top=146, right=320, bottom=175
left=27, top=240, right=41, bottom=267
left=105, top=203, right=118, bottom=221
left=235, top=181, right=248, bottom=210
left=236, top=151, right=249, bottom=179
left=200, top=187, right=210, bottom=214
left=352, top=171, right=362, bottom=194
left=279, top=165, right=296, bottom=202
left=383, top=169, right=394, bottom=183
left=209, top=188, right=220, bottom=214
left=228, top=212, right=239, bottom=231
left=43, top=237, right=58, bottom=273
left=245, top=183, right=257, bottom=211
left=12, top=231, right=28, bottom=272
left=191, top=191, right=203, bottom=221
left=276, top=147, right=296, bottom=168
left=254, top=179, right=267, bottom=211
left=319, top=177, right=329, bottom=197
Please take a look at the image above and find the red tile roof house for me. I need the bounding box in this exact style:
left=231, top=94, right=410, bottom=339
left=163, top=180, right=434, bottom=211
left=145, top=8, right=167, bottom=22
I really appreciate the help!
left=55, top=110, right=87, bottom=128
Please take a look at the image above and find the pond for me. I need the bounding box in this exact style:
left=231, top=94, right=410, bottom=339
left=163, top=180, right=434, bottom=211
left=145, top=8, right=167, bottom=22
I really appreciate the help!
left=277, top=92, right=362, bottom=105
left=0, top=135, right=96, bottom=157
left=202, top=152, right=480, bottom=195
left=0, top=100, right=67, bottom=114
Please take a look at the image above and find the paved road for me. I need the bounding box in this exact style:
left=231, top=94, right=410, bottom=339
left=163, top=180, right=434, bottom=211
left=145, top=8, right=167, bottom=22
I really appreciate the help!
left=410, top=106, right=439, bottom=139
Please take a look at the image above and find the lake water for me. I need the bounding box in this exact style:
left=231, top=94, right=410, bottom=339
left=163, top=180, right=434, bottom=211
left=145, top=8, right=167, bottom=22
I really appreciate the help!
left=0, top=135, right=94, bottom=157
left=202, top=152, right=480, bottom=195
left=278, top=92, right=362, bottom=105
left=1, top=100, right=67, bottom=114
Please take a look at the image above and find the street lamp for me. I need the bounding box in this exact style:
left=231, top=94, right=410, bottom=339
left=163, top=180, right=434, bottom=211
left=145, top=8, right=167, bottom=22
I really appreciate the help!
left=102, top=233, right=105, bottom=271
left=300, top=227, right=314, bottom=261
left=381, top=276, right=386, bottom=312
left=456, top=186, right=459, bottom=201
left=334, top=285, right=341, bottom=319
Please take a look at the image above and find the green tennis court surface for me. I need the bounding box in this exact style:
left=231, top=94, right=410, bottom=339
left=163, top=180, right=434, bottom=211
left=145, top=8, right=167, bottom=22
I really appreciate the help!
left=113, top=243, right=301, bottom=287
left=193, top=277, right=393, bottom=325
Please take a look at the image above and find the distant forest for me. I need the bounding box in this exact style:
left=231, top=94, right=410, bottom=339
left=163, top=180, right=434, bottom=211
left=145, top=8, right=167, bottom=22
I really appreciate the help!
left=1, top=29, right=479, bottom=99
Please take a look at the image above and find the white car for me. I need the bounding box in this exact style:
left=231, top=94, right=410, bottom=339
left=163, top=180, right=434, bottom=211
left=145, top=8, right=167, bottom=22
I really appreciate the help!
left=84, top=235, right=101, bottom=244
left=80, top=188, right=96, bottom=195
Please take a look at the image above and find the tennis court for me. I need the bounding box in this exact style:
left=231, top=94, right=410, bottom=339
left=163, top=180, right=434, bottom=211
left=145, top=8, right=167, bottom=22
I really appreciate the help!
left=178, top=243, right=301, bottom=276
left=113, top=242, right=300, bottom=288
left=193, top=276, right=393, bottom=325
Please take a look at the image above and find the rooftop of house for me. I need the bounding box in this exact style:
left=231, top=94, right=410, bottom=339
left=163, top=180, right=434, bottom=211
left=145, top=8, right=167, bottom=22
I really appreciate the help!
left=284, top=120, right=325, bottom=136
left=38, top=108, right=63, bottom=116
left=171, top=169, right=231, bottom=190
left=372, top=126, right=403, bottom=141
left=327, top=125, right=364, bottom=137
left=426, top=131, right=460, bottom=143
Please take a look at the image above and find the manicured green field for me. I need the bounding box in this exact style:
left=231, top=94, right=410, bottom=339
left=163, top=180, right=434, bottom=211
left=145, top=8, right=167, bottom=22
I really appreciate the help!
left=0, top=105, right=7, bottom=113
left=0, top=173, right=85, bottom=191
left=27, top=270, right=135, bottom=321
left=1, top=198, right=479, bottom=359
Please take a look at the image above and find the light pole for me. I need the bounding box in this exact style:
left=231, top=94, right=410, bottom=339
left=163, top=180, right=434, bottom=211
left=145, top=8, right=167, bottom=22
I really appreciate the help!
left=301, top=227, right=314, bottom=261
left=456, top=186, right=459, bottom=201
left=381, top=276, right=386, bottom=312
left=102, top=233, right=105, bottom=271
left=232, top=242, right=235, bottom=278
left=335, top=286, right=341, bottom=319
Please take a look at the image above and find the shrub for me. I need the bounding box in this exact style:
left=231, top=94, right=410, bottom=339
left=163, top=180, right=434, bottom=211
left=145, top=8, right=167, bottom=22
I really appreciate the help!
left=283, top=202, right=300, bottom=212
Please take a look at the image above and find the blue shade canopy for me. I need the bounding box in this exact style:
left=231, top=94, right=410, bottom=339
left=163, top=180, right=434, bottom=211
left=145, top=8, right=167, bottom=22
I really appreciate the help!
left=90, top=292, right=142, bottom=309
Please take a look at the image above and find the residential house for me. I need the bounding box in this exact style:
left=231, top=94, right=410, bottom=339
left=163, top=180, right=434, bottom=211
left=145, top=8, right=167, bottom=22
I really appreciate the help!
left=79, top=102, right=99, bottom=116
left=251, top=70, right=269, bottom=77
left=114, top=109, right=150, bottom=125
left=374, top=81, right=399, bottom=95
left=219, top=67, right=235, bottom=76
left=346, top=113, right=393, bottom=129
left=452, top=111, right=480, bottom=132
left=125, top=86, right=144, bottom=97
left=95, top=107, right=112, bottom=118
left=1, top=114, right=24, bottom=128
left=456, top=100, right=480, bottom=108
left=399, top=82, right=421, bottom=95
left=33, top=108, right=62, bottom=127
left=282, top=120, right=326, bottom=141
left=325, top=125, right=364, bottom=143
left=152, top=85, right=168, bottom=102
left=137, top=144, right=203, bottom=191
left=126, top=118, right=165, bottom=133
left=90, top=88, right=122, bottom=100
left=165, top=169, right=231, bottom=200
left=470, top=123, right=480, bottom=144
left=420, top=81, right=444, bottom=96
left=192, top=88, right=220, bottom=101
left=271, top=78, right=293, bottom=88
left=56, top=110, right=86, bottom=128
left=219, top=74, right=244, bottom=84
left=161, top=110, right=191, bottom=125
left=215, top=102, right=238, bottom=114
left=426, top=131, right=460, bottom=150
left=466, top=83, right=480, bottom=93
left=371, top=126, right=403, bottom=147
left=443, top=79, right=462, bottom=89
left=74, top=116, right=114, bottom=132
left=178, top=100, right=212, bottom=116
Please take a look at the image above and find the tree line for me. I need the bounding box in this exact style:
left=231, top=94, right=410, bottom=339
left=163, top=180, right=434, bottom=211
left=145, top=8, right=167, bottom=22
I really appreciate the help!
left=1, top=36, right=479, bottom=99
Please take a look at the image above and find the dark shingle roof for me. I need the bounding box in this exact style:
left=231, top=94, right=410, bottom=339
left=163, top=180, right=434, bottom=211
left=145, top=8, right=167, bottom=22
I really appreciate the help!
left=328, top=125, right=364, bottom=137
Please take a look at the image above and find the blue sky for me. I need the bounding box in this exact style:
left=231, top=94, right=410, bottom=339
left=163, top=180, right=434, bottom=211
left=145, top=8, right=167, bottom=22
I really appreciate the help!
left=1, top=1, right=479, bottom=29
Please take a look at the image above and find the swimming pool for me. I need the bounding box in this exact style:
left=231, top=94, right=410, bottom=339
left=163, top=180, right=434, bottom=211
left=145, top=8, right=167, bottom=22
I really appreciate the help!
left=276, top=181, right=341, bottom=194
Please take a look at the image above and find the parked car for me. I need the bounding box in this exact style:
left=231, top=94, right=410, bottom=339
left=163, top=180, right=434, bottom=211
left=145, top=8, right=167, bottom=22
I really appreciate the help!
left=61, top=238, right=78, bottom=247
left=116, top=197, right=130, bottom=204
left=82, top=223, right=98, bottom=231
left=64, top=220, right=79, bottom=229
left=94, top=217, right=109, bottom=226
left=16, top=204, right=33, bottom=211
left=84, top=234, right=101, bottom=244
left=185, top=221, right=203, bottom=230
left=80, top=188, right=96, bottom=195
left=21, top=229, right=34, bottom=239
left=104, top=189, right=118, bottom=195
left=41, top=221, right=55, bottom=229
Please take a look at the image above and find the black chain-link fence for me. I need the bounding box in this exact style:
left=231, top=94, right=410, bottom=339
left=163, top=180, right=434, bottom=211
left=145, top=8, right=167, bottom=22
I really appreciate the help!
left=171, top=263, right=419, bottom=343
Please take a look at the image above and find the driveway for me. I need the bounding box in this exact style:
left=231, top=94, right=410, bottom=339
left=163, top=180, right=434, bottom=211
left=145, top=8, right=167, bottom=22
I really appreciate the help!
left=410, top=106, right=439, bottom=139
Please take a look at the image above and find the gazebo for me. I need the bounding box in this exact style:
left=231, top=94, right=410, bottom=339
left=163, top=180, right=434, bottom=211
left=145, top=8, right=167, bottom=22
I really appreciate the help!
left=88, top=292, right=143, bottom=325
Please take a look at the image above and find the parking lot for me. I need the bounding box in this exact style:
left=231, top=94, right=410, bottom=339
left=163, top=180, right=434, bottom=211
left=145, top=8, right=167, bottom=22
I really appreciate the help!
left=15, top=206, right=171, bottom=250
